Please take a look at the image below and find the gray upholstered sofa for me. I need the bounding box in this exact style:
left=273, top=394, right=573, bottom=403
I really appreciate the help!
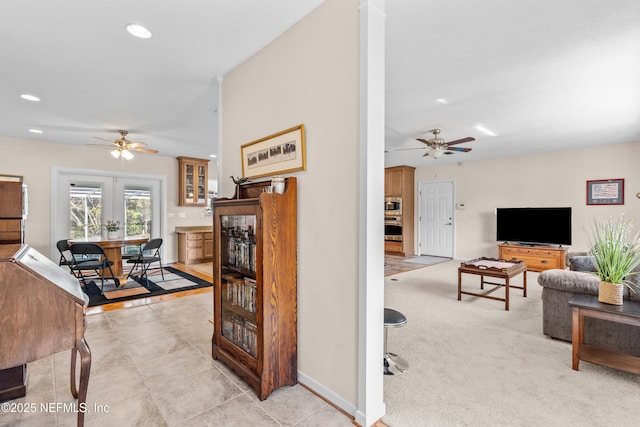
left=537, top=253, right=640, bottom=356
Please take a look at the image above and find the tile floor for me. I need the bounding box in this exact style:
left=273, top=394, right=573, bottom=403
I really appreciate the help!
left=0, top=291, right=354, bottom=426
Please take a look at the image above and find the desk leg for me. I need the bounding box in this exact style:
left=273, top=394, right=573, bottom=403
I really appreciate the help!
left=571, top=307, right=580, bottom=370
left=70, top=339, right=91, bottom=427
left=457, top=270, right=462, bottom=301
left=523, top=271, right=527, bottom=297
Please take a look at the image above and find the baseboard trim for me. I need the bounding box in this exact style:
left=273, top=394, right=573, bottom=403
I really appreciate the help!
left=297, top=371, right=358, bottom=420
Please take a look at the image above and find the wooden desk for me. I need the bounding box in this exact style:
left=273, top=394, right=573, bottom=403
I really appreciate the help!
left=0, top=244, right=90, bottom=426
left=569, top=294, right=640, bottom=374
left=458, top=257, right=527, bottom=311
left=69, top=236, right=148, bottom=286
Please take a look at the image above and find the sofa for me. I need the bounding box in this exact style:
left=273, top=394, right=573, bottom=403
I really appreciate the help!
left=537, top=253, right=640, bottom=356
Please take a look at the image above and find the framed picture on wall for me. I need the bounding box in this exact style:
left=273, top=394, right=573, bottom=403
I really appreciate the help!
left=241, top=124, right=306, bottom=179
left=586, top=178, right=624, bottom=205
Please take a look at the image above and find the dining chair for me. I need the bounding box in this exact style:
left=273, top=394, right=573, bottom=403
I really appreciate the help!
left=69, top=242, right=117, bottom=294
left=126, top=238, right=164, bottom=288
left=57, top=239, right=91, bottom=279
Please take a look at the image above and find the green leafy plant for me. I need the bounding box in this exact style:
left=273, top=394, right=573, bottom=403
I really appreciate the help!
left=104, top=219, right=120, bottom=232
left=588, top=215, right=640, bottom=290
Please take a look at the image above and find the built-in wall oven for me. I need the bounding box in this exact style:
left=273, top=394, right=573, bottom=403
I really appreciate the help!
left=384, top=216, right=403, bottom=241
left=384, top=196, right=402, bottom=216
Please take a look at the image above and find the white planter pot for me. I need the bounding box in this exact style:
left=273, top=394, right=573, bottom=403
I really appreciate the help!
left=107, top=231, right=118, bottom=239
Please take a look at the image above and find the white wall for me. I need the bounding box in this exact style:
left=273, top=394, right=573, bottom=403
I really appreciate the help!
left=220, top=0, right=362, bottom=412
left=0, top=135, right=213, bottom=261
left=414, top=141, right=640, bottom=259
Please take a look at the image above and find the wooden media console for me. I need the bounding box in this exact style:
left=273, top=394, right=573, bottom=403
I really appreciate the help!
left=498, top=243, right=566, bottom=272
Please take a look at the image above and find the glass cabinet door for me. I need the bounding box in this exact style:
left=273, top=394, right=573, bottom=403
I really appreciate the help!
left=219, top=214, right=258, bottom=357
left=185, top=164, right=194, bottom=204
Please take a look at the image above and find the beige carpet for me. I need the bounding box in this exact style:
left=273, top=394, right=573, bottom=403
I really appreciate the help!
left=382, top=260, right=640, bottom=426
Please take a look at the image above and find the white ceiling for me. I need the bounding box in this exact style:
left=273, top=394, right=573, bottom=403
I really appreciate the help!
left=1, top=1, right=639, bottom=166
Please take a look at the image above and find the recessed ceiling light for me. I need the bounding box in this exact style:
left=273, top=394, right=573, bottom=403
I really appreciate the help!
left=21, top=94, right=40, bottom=102
left=209, top=154, right=217, bottom=158
left=475, top=124, right=497, bottom=137
left=436, top=98, right=448, bottom=104
left=126, top=24, right=152, bottom=39
left=28, top=129, right=43, bottom=134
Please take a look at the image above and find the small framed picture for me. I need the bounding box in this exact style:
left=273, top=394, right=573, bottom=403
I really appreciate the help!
left=586, top=178, right=624, bottom=205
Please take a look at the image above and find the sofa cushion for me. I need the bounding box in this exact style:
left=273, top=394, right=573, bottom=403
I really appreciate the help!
left=569, top=256, right=597, bottom=272
left=537, top=269, right=600, bottom=295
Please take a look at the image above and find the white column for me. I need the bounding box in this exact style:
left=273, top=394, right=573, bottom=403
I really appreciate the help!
left=357, top=0, right=386, bottom=426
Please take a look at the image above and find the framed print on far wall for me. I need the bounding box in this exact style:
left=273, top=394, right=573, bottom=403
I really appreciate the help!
left=586, top=178, right=624, bottom=205
left=241, top=124, right=306, bottom=179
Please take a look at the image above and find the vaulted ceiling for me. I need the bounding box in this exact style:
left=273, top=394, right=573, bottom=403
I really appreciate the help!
left=1, top=1, right=638, bottom=167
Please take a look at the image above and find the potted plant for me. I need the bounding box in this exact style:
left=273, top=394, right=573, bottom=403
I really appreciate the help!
left=588, top=215, right=640, bottom=305
left=104, top=219, right=120, bottom=239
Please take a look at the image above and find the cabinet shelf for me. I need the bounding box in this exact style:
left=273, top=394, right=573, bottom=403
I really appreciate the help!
left=212, top=177, right=297, bottom=400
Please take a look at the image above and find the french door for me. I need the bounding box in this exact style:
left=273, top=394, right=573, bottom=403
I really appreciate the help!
left=52, top=170, right=162, bottom=259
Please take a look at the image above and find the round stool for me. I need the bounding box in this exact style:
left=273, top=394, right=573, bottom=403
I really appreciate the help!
left=384, top=308, right=408, bottom=375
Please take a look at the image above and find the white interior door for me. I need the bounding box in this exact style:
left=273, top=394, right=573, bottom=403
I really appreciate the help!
left=418, top=180, right=454, bottom=257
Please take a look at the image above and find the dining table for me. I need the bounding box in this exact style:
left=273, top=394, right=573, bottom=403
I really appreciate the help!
left=68, top=235, right=149, bottom=286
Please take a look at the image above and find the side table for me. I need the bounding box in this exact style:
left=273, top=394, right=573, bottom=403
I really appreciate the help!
left=568, top=294, right=640, bottom=374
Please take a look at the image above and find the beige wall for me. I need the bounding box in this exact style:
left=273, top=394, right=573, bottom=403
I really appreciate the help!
left=0, top=135, right=213, bottom=261
left=220, top=0, right=361, bottom=409
left=414, top=141, right=640, bottom=259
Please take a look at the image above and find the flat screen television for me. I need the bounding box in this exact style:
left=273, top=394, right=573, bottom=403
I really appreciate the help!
left=496, top=207, right=572, bottom=246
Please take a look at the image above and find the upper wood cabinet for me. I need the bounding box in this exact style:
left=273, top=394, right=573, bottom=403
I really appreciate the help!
left=177, top=157, right=209, bottom=206
left=384, top=167, right=405, bottom=196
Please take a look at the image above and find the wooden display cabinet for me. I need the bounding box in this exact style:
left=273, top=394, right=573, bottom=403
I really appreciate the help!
left=212, top=177, right=297, bottom=400
left=177, top=156, right=209, bottom=206
left=498, top=243, right=566, bottom=272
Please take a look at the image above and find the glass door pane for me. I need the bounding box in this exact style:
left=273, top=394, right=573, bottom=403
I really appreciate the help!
left=69, top=184, right=103, bottom=239
left=220, top=214, right=258, bottom=357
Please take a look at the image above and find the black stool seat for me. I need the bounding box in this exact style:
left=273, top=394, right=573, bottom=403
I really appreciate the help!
left=384, top=308, right=407, bottom=328
left=383, top=307, right=408, bottom=375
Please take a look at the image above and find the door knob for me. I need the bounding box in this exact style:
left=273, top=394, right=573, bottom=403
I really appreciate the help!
left=445, top=222, right=452, bottom=225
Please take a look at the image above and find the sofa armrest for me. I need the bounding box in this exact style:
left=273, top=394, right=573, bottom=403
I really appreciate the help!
left=537, top=269, right=600, bottom=295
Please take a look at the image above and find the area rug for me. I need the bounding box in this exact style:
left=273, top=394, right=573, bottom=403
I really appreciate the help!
left=83, top=266, right=212, bottom=307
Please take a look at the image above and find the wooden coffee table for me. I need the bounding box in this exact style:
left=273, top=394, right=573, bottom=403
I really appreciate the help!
left=568, top=294, right=640, bottom=374
left=458, top=257, right=527, bottom=310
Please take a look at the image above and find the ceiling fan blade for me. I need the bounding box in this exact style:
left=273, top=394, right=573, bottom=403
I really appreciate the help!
left=416, top=138, right=432, bottom=145
left=127, top=141, right=147, bottom=148
left=86, top=143, right=114, bottom=149
left=448, top=147, right=472, bottom=152
left=395, top=147, right=426, bottom=151
left=92, top=136, right=114, bottom=142
left=131, top=147, right=159, bottom=154
left=446, top=137, right=475, bottom=146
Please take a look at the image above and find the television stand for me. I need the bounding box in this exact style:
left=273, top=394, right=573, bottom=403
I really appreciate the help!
left=498, top=243, right=566, bottom=272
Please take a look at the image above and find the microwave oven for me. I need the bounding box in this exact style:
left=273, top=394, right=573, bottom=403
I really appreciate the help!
left=384, top=197, right=402, bottom=215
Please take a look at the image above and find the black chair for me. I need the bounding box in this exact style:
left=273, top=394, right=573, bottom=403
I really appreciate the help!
left=69, top=243, right=117, bottom=294
left=126, top=238, right=164, bottom=288
left=57, top=239, right=91, bottom=279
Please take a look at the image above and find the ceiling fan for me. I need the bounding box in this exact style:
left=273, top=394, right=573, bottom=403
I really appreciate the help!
left=397, top=129, right=475, bottom=158
left=88, top=130, right=159, bottom=160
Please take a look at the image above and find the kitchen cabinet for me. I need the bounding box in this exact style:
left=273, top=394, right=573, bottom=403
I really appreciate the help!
left=177, top=156, right=209, bottom=206
left=176, top=226, right=213, bottom=264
